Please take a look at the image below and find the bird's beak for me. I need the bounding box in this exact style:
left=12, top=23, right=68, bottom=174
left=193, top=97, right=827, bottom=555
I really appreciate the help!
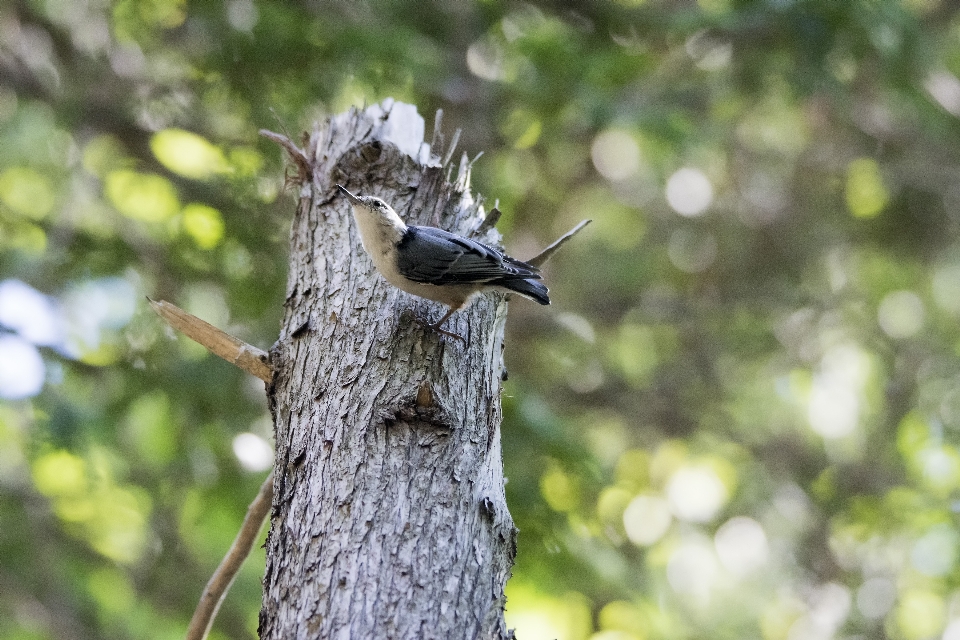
left=336, top=184, right=362, bottom=206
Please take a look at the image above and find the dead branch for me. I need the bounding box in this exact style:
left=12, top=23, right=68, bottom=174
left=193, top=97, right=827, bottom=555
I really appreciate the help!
left=148, top=298, right=273, bottom=382
left=184, top=471, right=274, bottom=640
left=527, top=219, right=592, bottom=268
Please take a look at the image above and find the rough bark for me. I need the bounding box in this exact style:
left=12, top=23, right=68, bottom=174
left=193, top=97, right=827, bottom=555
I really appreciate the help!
left=259, top=101, right=517, bottom=640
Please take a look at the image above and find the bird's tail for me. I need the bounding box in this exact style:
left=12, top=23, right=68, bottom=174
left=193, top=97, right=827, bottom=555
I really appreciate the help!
left=496, top=278, right=550, bottom=305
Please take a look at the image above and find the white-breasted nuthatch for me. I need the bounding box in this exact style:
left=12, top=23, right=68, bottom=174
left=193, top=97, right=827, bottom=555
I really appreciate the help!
left=336, top=185, right=549, bottom=343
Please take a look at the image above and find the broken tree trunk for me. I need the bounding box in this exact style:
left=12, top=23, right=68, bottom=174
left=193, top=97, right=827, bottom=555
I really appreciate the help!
left=258, top=101, right=518, bottom=640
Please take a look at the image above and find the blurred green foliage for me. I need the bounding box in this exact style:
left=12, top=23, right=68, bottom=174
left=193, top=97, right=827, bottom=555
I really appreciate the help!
left=3, top=0, right=960, bottom=638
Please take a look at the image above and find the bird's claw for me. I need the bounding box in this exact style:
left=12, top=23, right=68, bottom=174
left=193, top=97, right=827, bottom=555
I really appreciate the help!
left=431, top=325, right=468, bottom=346
left=409, top=312, right=467, bottom=345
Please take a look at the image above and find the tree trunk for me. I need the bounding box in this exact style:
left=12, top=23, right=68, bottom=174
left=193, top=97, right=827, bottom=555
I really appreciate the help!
left=259, top=101, right=517, bottom=640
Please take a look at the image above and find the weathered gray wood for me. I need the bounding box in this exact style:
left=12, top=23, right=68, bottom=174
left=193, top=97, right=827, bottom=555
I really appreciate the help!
left=259, top=101, right=517, bottom=640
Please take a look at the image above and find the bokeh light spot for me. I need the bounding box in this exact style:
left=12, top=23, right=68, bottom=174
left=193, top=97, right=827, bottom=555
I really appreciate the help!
left=877, top=290, right=924, bottom=338
left=540, top=466, right=579, bottom=512
left=87, top=485, right=151, bottom=563
left=667, top=466, right=728, bottom=522
left=0, top=279, right=63, bottom=346
left=32, top=450, right=87, bottom=497
left=944, top=619, right=960, bottom=640
left=917, top=447, right=960, bottom=490
left=232, top=432, right=274, bottom=472
left=125, top=392, right=176, bottom=468
left=665, top=168, right=713, bottom=216
left=788, top=583, right=851, bottom=639
left=60, top=276, right=138, bottom=363
left=623, top=495, right=672, bottom=546
left=591, top=130, right=640, bottom=182
left=846, top=158, right=888, bottom=219
left=910, top=524, right=958, bottom=576
left=0, top=335, right=44, bottom=399
left=504, top=583, right=592, bottom=640
left=597, top=486, right=632, bottom=527
left=612, top=323, right=659, bottom=387
left=0, top=166, right=56, bottom=219
left=503, top=109, right=542, bottom=149
left=597, top=601, right=646, bottom=637
left=808, top=344, right=870, bottom=439
left=667, top=539, right=718, bottom=599
left=896, top=590, right=945, bottom=640
left=150, top=129, right=230, bottom=180
left=183, top=281, right=230, bottom=333
left=925, top=70, right=960, bottom=116
left=589, top=631, right=643, bottom=640
left=226, top=0, right=259, bottom=31
left=105, top=169, right=180, bottom=222
left=467, top=37, right=506, bottom=81
left=82, top=135, right=127, bottom=177
left=714, top=516, right=768, bottom=576
left=182, top=203, right=225, bottom=249
left=856, top=577, right=896, bottom=619
left=932, top=263, right=960, bottom=315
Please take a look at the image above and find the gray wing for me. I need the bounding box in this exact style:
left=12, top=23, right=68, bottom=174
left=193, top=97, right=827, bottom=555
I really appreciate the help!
left=396, top=226, right=540, bottom=285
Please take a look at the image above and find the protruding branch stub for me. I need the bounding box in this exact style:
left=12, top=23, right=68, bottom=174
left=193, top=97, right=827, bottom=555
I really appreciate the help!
left=148, top=298, right=274, bottom=383
left=526, top=219, right=592, bottom=268
left=475, top=207, right=502, bottom=236
left=260, top=129, right=311, bottom=182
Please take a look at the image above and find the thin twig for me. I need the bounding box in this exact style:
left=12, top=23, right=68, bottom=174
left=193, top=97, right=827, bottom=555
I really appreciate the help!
left=185, top=471, right=275, bottom=640
left=148, top=298, right=273, bottom=382
left=268, top=107, right=293, bottom=141
left=526, top=219, right=592, bottom=268
left=259, top=129, right=311, bottom=181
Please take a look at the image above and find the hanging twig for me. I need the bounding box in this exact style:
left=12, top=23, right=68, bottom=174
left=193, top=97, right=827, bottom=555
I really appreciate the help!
left=185, top=471, right=275, bottom=640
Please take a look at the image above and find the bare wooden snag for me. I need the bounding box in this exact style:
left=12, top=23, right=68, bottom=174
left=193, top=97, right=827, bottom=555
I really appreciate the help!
left=258, top=101, right=518, bottom=640
left=147, top=298, right=273, bottom=382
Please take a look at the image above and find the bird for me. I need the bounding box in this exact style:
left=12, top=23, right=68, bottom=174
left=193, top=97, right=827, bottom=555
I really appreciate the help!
left=336, top=184, right=549, bottom=343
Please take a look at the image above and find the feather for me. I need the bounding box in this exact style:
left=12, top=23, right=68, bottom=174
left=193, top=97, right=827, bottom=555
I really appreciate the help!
left=396, top=226, right=541, bottom=286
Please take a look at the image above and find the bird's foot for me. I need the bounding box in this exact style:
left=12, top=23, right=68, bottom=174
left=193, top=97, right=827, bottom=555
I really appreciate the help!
left=408, top=311, right=467, bottom=345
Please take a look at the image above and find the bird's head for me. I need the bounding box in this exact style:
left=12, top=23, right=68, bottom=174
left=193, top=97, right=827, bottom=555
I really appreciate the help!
left=336, top=185, right=406, bottom=231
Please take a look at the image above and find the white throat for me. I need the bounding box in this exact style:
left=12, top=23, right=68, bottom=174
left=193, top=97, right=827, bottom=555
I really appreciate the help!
left=350, top=204, right=406, bottom=264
